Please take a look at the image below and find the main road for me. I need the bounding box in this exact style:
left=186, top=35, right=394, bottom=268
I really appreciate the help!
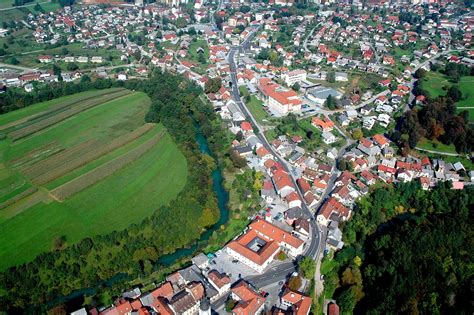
left=226, top=25, right=324, bottom=286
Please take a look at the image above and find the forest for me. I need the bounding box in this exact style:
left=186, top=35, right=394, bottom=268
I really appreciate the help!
left=321, top=182, right=473, bottom=314
left=395, top=95, right=473, bottom=153
left=0, top=70, right=232, bottom=312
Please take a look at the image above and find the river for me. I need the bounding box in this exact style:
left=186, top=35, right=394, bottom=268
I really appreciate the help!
left=157, top=128, right=229, bottom=265
left=50, top=125, right=230, bottom=311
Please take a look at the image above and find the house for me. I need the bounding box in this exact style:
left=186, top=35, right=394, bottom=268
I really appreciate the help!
left=282, top=69, right=307, bottom=86
left=357, top=138, right=381, bottom=156
left=207, top=270, right=231, bottom=296
left=261, top=180, right=276, bottom=203
left=226, top=219, right=304, bottom=273
left=285, top=192, right=302, bottom=208
left=231, top=280, right=266, bottom=315
left=258, top=78, right=302, bottom=116
left=38, top=55, right=53, bottom=63
left=191, top=253, right=209, bottom=270
left=322, top=132, right=336, bottom=144
left=272, top=169, right=295, bottom=197
left=311, top=116, right=334, bottom=132
left=316, top=197, right=350, bottom=226
left=281, top=288, right=312, bottom=315
left=256, top=146, right=272, bottom=161
left=284, top=206, right=306, bottom=226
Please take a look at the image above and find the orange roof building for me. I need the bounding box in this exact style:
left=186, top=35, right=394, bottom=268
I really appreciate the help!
left=231, top=280, right=266, bottom=315
left=281, top=288, right=312, bottom=315
left=258, top=78, right=302, bottom=115
left=226, top=219, right=304, bottom=273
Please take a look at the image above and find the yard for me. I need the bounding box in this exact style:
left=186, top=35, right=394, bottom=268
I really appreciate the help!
left=0, top=90, right=188, bottom=270
left=180, top=38, right=209, bottom=74
left=239, top=86, right=271, bottom=125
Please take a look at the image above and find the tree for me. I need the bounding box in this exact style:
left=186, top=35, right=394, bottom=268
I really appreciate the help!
left=204, top=78, right=222, bottom=94
left=352, top=128, right=363, bottom=140
left=52, top=235, right=66, bottom=250
left=288, top=276, right=302, bottom=291
left=414, top=68, right=426, bottom=79
left=66, top=63, right=78, bottom=71
left=298, top=256, right=316, bottom=279
left=327, top=71, right=336, bottom=83
left=291, top=83, right=300, bottom=91
left=277, top=251, right=287, bottom=261
left=447, top=86, right=462, bottom=102
left=338, top=286, right=357, bottom=313
left=326, top=95, right=336, bottom=110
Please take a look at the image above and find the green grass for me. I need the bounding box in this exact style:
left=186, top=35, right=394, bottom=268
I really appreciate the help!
left=420, top=72, right=450, bottom=98
left=181, top=39, right=209, bottom=74
left=3, top=92, right=147, bottom=161
left=0, top=89, right=122, bottom=127
left=417, top=137, right=457, bottom=154
left=0, top=91, right=188, bottom=270
left=420, top=74, right=474, bottom=111
left=239, top=86, right=269, bottom=124
left=456, top=76, right=474, bottom=108
left=456, top=107, right=474, bottom=122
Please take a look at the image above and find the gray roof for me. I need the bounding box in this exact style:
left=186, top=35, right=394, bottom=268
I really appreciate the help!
left=307, top=86, right=342, bottom=100
left=285, top=207, right=307, bottom=220
left=192, top=253, right=209, bottom=268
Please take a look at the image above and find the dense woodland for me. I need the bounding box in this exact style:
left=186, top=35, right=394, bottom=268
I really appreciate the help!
left=396, top=64, right=474, bottom=154
left=395, top=95, right=473, bottom=154
left=322, top=182, right=473, bottom=314
left=0, top=71, right=232, bottom=312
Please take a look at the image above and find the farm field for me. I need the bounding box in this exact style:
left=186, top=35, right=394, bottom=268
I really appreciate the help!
left=0, top=89, right=188, bottom=270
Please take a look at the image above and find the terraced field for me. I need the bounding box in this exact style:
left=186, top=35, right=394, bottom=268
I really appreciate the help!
left=0, top=89, right=188, bottom=270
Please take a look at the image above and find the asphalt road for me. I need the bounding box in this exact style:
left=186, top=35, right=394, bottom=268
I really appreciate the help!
left=226, top=25, right=323, bottom=285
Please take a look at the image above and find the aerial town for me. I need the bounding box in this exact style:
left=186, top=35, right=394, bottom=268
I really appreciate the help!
left=0, top=0, right=472, bottom=314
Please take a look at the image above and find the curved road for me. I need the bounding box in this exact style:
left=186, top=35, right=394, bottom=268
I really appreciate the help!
left=226, top=26, right=323, bottom=288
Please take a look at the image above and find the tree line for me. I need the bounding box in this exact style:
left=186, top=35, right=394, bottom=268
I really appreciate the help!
left=321, top=182, right=473, bottom=314
left=394, top=95, right=473, bottom=154
left=0, top=70, right=231, bottom=312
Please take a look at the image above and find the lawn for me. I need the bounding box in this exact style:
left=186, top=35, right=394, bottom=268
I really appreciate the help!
left=239, top=86, right=270, bottom=124
left=456, top=107, right=474, bottom=122
left=420, top=71, right=450, bottom=98
left=420, top=74, right=474, bottom=115
left=456, top=76, right=474, bottom=108
left=416, top=137, right=457, bottom=154
left=0, top=91, right=188, bottom=270
left=181, top=38, right=209, bottom=74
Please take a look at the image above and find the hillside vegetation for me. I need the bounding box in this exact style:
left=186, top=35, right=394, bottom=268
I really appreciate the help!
left=0, top=89, right=188, bottom=270
left=321, top=182, right=473, bottom=314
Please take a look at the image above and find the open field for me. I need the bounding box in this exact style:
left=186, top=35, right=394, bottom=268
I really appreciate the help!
left=420, top=74, right=474, bottom=122
left=0, top=89, right=188, bottom=270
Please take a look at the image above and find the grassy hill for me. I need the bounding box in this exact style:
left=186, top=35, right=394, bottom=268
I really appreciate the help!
left=0, top=89, right=187, bottom=270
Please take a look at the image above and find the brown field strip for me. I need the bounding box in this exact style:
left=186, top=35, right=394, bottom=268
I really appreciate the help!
left=50, top=130, right=164, bottom=201
left=0, top=88, right=126, bottom=133
left=0, top=187, right=38, bottom=211
left=21, top=139, right=100, bottom=180
left=7, top=89, right=132, bottom=141
left=32, top=123, right=156, bottom=185
left=0, top=189, right=49, bottom=220
left=8, top=142, right=60, bottom=168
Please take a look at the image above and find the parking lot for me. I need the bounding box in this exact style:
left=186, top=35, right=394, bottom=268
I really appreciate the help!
left=210, top=250, right=260, bottom=282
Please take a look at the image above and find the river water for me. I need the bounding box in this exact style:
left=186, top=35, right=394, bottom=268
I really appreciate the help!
left=157, top=128, right=229, bottom=265
left=50, top=125, right=230, bottom=311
